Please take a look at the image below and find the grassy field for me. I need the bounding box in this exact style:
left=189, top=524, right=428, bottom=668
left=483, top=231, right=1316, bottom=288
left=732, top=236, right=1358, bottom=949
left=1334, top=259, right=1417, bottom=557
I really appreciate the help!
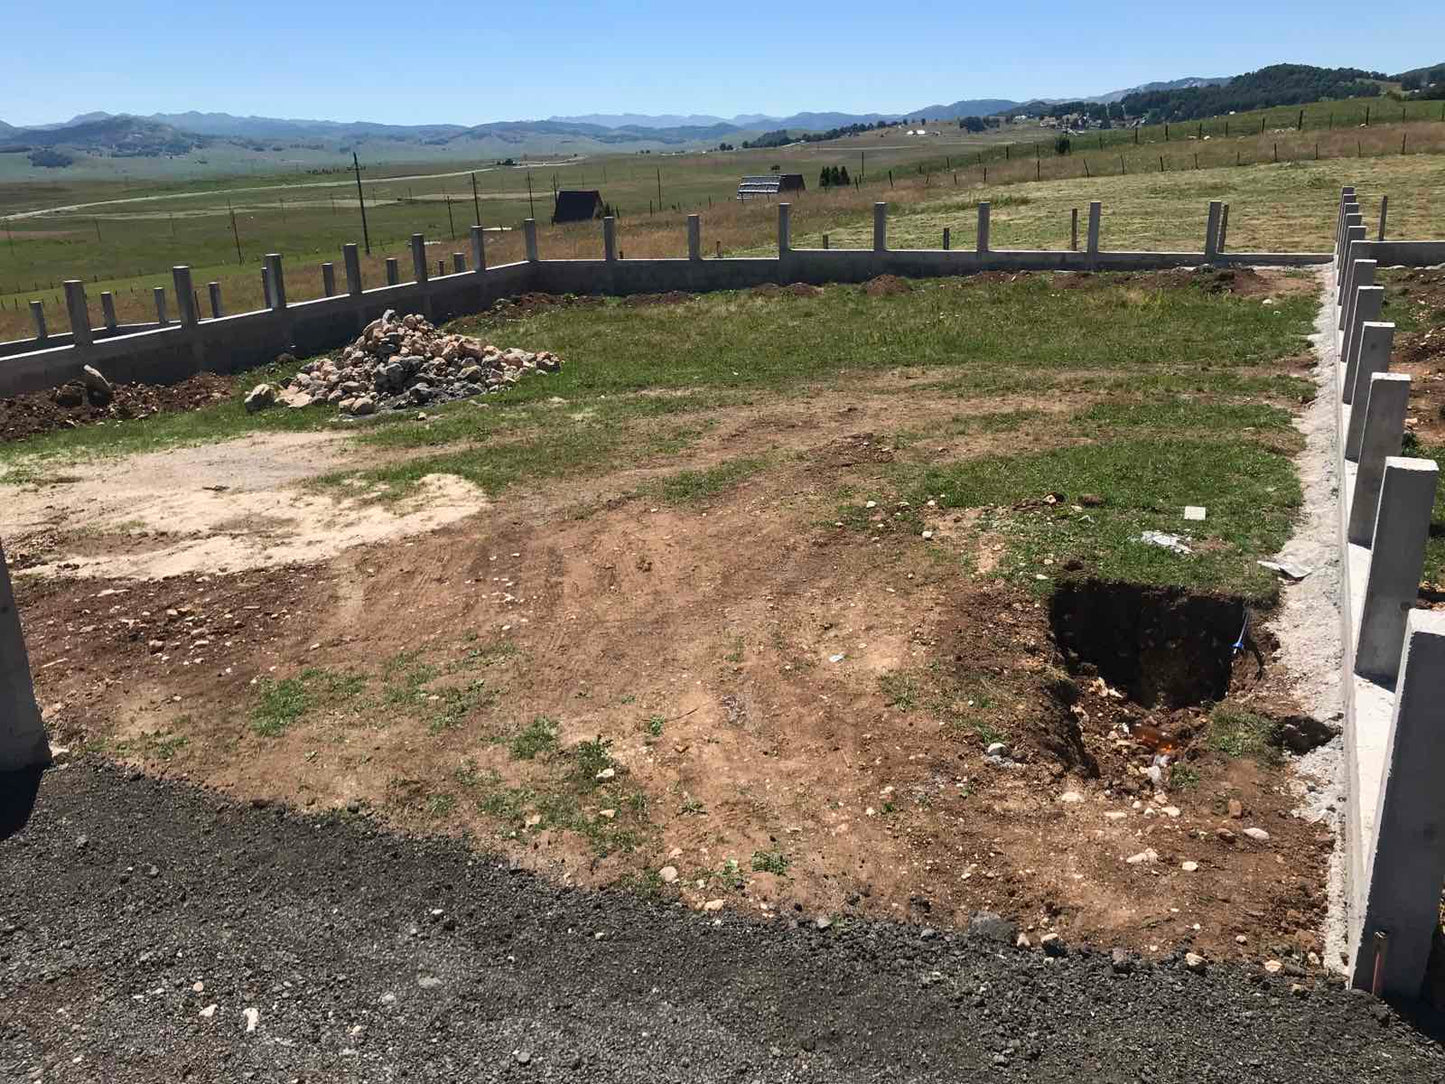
left=2, top=92, right=1443, bottom=340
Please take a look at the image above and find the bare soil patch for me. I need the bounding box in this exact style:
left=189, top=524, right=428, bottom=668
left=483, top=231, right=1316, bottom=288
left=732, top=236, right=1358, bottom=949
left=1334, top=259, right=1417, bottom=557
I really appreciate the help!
left=863, top=274, right=913, bottom=297
left=0, top=372, right=233, bottom=444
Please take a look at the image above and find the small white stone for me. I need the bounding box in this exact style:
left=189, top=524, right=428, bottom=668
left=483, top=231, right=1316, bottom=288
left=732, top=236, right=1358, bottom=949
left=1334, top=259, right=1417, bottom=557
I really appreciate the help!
left=199, top=1004, right=217, bottom=1019
left=243, top=1007, right=259, bottom=1033
left=1242, top=827, right=1271, bottom=842
left=1183, top=506, right=1207, bottom=521
left=659, top=866, right=679, bottom=884
left=1180, top=860, right=1199, bottom=872
left=1184, top=952, right=1206, bottom=972
left=1126, top=848, right=1159, bottom=865
left=921, top=530, right=934, bottom=540
left=1264, top=959, right=1283, bottom=974
left=1104, top=811, right=1128, bottom=822
left=703, top=899, right=725, bottom=912
left=1060, top=791, right=1085, bottom=804
left=595, top=767, right=616, bottom=781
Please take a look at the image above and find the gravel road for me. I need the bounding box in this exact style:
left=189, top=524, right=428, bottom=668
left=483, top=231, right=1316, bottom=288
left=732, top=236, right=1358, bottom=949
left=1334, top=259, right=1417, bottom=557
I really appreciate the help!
left=2, top=761, right=1441, bottom=1082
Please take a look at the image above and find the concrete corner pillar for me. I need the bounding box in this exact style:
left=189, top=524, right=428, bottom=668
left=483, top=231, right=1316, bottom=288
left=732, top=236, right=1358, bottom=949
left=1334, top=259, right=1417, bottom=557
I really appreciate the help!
left=321, top=262, right=337, bottom=296
left=1337, top=256, right=1370, bottom=336
left=207, top=282, right=223, bottom=319
left=603, top=216, right=617, bottom=262
left=1218, top=203, right=1230, bottom=253
left=452, top=252, right=466, bottom=273
left=29, top=301, right=46, bottom=343
left=1356, top=456, right=1438, bottom=683
left=0, top=540, right=50, bottom=773
left=172, top=266, right=196, bottom=326
left=264, top=253, right=287, bottom=310
left=873, top=203, right=887, bottom=253
left=1348, top=373, right=1411, bottom=545
left=385, top=258, right=400, bottom=286
left=1342, top=286, right=1384, bottom=404
left=410, top=234, right=428, bottom=283
left=153, top=286, right=169, bottom=326
left=100, top=292, right=118, bottom=330
left=976, top=202, right=991, bottom=254
left=1352, top=608, right=1445, bottom=998
left=1203, top=200, right=1223, bottom=261
left=1087, top=202, right=1102, bottom=257
left=1338, top=217, right=1363, bottom=300
left=523, top=219, right=539, bottom=263
left=1345, top=323, right=1396, bottom=460
left=261, top=265, right=273, bottom=308
left=777, top=202, right=791, bottom=255
left=687, top=215, right=701, bottom=261
left=63, top=281, right=92, bottom=348
left=344, top=244, right=364, bottom=295
left=943, top=226, right=951, bottom=251
left=1378, top=194, right=1389, bottom=242
left=469, top=226, right=487, bottom=273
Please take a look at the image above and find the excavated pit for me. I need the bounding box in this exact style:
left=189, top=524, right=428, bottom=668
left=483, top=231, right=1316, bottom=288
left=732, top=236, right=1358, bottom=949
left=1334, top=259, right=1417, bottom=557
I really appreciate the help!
left=1048, top=580, right=1247, bottom=709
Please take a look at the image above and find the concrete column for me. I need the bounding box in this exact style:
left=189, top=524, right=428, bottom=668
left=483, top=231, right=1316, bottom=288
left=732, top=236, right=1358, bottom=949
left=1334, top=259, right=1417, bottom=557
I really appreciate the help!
left=603, top=216, right=617, bottom=262
left=63, top=281, right=92, bottom=348
left=873, top=203, right=887, bottom=253
left=172, top=267, right=196, bottom=326
left=410, top=234, right=428, bottom=283
left=1087, top=202, right=1102, bottom=256
left=1203, top=200, right=1223, bottom=261
left=822, top=234, right=829, bottom=249
left=1339, top=225, right=1366, bottom=312
left=1352, top=608, right=1445, bottom=998
left=437, top=260, right=445, bottom=279
left=207, top=282, right=223, bottom=318
left=976, top=202, right=991, bottom=254
left=452, top=252, right=466, bottom=273
left=1335, top=188, right=1356, bottom=250
left=264, top=254, right=286, bottom=310
left=1338, top=215, right=1363, bottom=301
left=101, top=292, right=117, bottom=330
left=29, top=301, right=46, bottom=343
left=321, top=262, right=336, bottom=296
left=1337, top=206, right=1361, bottom=266
left=943, top=227, right=951, bottom=251
left=385, top=258, right=400, bottom=286
left=469, top=227, right=487, bottom=273
left=1345, top=323, right=1396, bottom=460
left=153, top=287, right=169, bottom=326
left=777, top=202, right=791, bottom=254
left=1348, top=373, right=1411, bottom=546
left=1342, top=286, right=1384, bottom=405
left=1337, top=256, right=1366, bottom=336
left=344, top=244, right=363, bottom=295
left=1069, top=209, right=1077, bottom=252
left=687, top=215, right=700, bottom=261
left=1218, top=204, right=1230, bottom=253
left=1340, top=261, right=1377, bottom=363
left=523, top=219, right=539, bottom=262
left=1378, top=195, right=1389, bottom=242
left=261, top=265, right=273, bottom=308
left=0, top=539, right=50, bottom=773
left=1356, top=456, right=1438, bottom=683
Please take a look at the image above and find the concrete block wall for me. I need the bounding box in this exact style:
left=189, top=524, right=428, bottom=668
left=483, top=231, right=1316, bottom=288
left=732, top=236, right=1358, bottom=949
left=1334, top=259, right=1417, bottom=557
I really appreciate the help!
left=1329, top=186, right=1445, bottom=1000
left=0, top=201, right=1339, bottom=397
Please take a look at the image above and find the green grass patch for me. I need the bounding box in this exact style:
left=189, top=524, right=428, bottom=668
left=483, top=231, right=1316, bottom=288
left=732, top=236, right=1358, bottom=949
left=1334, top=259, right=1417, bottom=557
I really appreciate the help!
left=250, top=666, right=365, bottom=736
left=1207, top=706, right=1281, bottom=764
left=750, top=850, right=791, bottom=875
left=650, top=456, right=769, bottom=505
left=510, top=715, right=560, bottom=760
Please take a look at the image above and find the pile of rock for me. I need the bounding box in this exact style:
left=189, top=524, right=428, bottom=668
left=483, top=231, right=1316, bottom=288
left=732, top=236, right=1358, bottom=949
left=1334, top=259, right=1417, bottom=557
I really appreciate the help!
left=245, top=311, right=562, bottom=416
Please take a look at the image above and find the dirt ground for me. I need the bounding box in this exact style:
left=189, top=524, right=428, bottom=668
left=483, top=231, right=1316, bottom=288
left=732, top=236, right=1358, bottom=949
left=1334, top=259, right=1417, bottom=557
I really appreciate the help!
left=0, top=371, right=233, bottom=443
left=8, top=350, right=1334, bottom=974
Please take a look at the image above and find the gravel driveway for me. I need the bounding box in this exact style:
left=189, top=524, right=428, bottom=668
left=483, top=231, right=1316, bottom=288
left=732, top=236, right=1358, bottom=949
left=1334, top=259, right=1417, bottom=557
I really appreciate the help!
left=2, top=761, right=1441, bottom=1082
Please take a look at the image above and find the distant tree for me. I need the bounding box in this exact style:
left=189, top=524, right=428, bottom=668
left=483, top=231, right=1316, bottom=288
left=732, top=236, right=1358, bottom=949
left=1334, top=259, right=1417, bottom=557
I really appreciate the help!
left=820, top=166, right=832, bottom=188
left=28, top=149, right=73, bottom=168
left=1054, top=135, right=1072, bottom=155
left=838, top=165, right=850, bottom=185
left=959, top=116, right=987, bottom=133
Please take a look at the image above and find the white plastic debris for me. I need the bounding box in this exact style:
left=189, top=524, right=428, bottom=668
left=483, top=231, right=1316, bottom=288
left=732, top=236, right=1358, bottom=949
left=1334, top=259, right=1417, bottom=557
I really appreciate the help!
left=1183, top=506, right=1207, bottom=521
left=1139, top=530, right=1192, bottom=555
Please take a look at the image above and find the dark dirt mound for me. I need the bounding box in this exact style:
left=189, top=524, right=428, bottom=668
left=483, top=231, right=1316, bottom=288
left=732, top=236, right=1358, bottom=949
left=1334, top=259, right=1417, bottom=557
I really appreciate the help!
left=0, top=372, right=234, bottom=445
left=864, top=274, right=913, bottom=297
left=487, top=292, right=602, bottom=321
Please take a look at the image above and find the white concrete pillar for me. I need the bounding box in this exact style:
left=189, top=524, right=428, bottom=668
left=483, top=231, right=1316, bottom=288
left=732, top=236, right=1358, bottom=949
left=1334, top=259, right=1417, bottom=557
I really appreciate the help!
left=1337, top=205, right=1361, bottom=265
left=1087, top=202, right=1101, bottom=255
left=321, top=262, right=336, bottom=296
left=523, top=219, right=539, bottom=263
left=1378, top=195, right=1389, bottom=242
left=1345, top=323, right=1396, bottom=460
left=976, top=202, right=991, bottom=254
left=264, top=254, right=286, bottom=309
left=1352, top=608, right=1445, bottom=998
left=153, top=287, right=169, bottom=326
left=100, top=292, right=117, bottom=330
left=603, top=217, right=617, bottom=262
left=777, top=202, right=791, bottom=254
left=1338, top=215, right=1363, bottom=301
left=261, top=265, right=273, bottom=308
left=344, top=244, right=363, bottom=295
left=1337, top=257, right=1365, bottom=336
left=1356, top=457, right=1438, bottom=683
left=63, top=281, right=91, bottom=348
left=1342, top=286, right=1384, bottom=405
left=410, top=234, right=428, bottom=283
left=1341, top=261, right=1377, bottom=365
left=172, top=266, right=196, bottom=326
left=1203, top=201, right=1223, bottom=261
left=469, top=228, right=486, bottom=274
left=687, top=215, right=700, bottom=261
left=1339, top=225, right=1366, bottom=314
left=452, top=252, right=466, bottom=273
left=207, top=282, right=223, bottom=318
left=1348, top=373, right=1412, bottom=546
left=29, top=301, right=46, bottom=343
left=385, top=258, right=400, bottom=286
left=873, top=203, right=887, bottom=253
left=1335, top=190, right=1356, bottom=254
left=0, top=540, right=49, bottom=773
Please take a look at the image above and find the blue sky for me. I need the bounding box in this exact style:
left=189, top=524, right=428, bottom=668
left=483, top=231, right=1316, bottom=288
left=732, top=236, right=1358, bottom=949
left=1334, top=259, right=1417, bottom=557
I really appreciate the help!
left=3, top=1, right=1442, bottom=127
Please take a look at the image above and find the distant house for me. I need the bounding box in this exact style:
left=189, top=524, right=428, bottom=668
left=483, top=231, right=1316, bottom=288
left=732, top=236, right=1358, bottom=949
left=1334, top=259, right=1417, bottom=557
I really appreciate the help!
left=551, top=189, right=604, bottom=223
left=736, top=174, right=806, bottom=200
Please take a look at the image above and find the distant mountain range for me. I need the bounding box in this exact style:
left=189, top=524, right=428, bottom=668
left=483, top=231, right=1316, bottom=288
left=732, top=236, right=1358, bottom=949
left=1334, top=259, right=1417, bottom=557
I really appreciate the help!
left=0, top=65, right=1435, bottom=165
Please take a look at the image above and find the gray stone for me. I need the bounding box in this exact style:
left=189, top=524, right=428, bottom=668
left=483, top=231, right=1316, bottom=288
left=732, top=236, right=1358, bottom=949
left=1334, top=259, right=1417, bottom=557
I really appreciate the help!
left=967, top=911, right=1017, bottom=945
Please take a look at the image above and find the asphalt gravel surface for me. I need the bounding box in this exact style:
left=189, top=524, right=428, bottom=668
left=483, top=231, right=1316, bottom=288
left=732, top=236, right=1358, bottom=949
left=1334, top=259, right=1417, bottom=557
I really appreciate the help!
left=2, top=760, right=1442, bottom=1082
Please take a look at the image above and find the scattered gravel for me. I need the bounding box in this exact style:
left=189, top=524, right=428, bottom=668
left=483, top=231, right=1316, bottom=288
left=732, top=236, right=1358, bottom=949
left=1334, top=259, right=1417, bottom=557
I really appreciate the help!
left=3, top=761, right=1442, bottom=1081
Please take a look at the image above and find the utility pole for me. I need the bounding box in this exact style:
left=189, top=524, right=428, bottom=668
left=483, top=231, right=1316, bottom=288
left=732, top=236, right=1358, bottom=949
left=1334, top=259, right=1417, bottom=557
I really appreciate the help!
left=353, top=152, right=371, bottom=255
left=471, top=171, right=481, bottom=225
